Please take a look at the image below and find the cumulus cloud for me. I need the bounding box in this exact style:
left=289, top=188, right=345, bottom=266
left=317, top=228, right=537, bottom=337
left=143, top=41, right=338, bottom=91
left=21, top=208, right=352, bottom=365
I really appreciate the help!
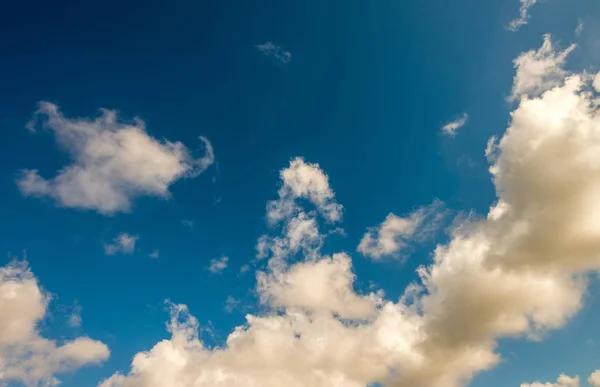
left=0, top=261, right=109, bottom=386
left=104, top=233, right=138, bottom=255
left=442, top=113, right=469, bottom=136
left=207, top=256, right=229, bottom=274
left=256, top=42, right=292, bottom=64
left=521, top=374, right=580, bottom=387
left=507, top=0, right=539, bottom=32
left=68, top=303, right=83, bottom=328
left=266, top=157, right=342, bottom=225
left=358, top=200, right=446, bottom=260
left=17, top=102, right=214, bottom=215
left=510, top=34, right=576, bottom=101
left=590, top=371, right=600, bottom=386
left=98, top=36, right=600, bottom=387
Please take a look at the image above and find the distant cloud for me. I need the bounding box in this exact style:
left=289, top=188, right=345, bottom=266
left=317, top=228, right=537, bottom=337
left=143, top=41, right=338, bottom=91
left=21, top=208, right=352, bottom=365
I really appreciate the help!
left=104, top=233, right=138, bottom=255
left=576, top=21, right=584, bottom=36
left=17, top=102, right=214, bottom=215
left=181, top=220, right=194, bottom=229
left=441, top=113, right=468, bottom=137
left=149, top=249, right=159, bottom=259
left=207, top=256, right=229, bottom=274
left=357, top=200, right=446, bottom=260
left=256, top=42, right=292, bottom=64
left=68, top=303, right=82, bottom=328
left=223, top=296, right=240, bottom=313
left=507, top=0, right=538, bottom=32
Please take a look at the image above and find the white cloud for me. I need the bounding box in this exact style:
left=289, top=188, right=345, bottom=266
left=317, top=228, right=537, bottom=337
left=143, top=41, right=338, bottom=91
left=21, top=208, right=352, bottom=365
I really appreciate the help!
left=357, top=200, right=445, bottom=260
left=149, top=250, right=160, bottom=259
left=17, top=102, right=214, bottom=215
left=224, top=296, right=241, bottom=313
left=256, top=42, right=292, bottom=64
left=207, top=256, right=229, bottom=274
left=507, top=0, right=539, bottom=32
left=0, top=261, right=109, bottom=386
left=589, top=371, right=600, bottom=386
left=266, top=157, right=342, bottom=225
left=98, top=37, right=600, bottom=387
left=442, top=113, right=468, bottom=136
left=521, top=374, right=580, bottom=387
left=576, top=22, right=584, bottom=36
left=181, top=220, right=195, bottom=229
left=104, top=233, right=138, bottom=256
left=510, top=34, right=576, bottom=101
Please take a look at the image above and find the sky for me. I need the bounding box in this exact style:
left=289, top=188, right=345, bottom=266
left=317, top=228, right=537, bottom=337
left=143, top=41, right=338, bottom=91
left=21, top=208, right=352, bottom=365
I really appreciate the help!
left=2, top=0, right=600, bottom=386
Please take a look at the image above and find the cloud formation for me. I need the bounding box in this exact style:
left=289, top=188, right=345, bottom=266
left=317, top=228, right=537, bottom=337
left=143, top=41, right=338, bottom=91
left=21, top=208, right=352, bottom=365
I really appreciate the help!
left=508, top=0, right=538, bottom=32
left=522, top=369, right=600, bottom=387
left=256, top=42, right=292, bottom=64
left=104, top=233, right=138, bottom=255
left=442, top=113, right=469, bottom=136
left=509, top=34, right=575, bottom=101
left=18, top=102, right=214, bottom=215
left=207, top=256, right=229, bottom=274
left=357, top=200, right=445, bottom=260
left=0, top=261, right=109, bottom=386
left=98, top=36, right=600, bottom=387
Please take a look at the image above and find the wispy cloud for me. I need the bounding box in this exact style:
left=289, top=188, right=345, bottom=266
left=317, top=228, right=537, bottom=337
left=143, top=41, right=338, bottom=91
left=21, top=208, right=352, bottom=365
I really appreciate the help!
left=181, top=220, right=194, bottom=229
left=207, top=256, right=229, bottom=274
left=256, top=42, right=292, bottom=64
left=149, top=249, right=159, bottom=259
left=104, top=233, right=138, bottom=255
left=507, top=0, right=538, bottom=32
left=223, top=296, right=241, bottom=313
left=441, top=113, right=468, bottom=137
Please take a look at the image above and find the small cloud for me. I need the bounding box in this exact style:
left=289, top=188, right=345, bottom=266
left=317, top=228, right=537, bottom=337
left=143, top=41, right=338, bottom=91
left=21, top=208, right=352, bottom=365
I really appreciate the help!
left=104, top=233, right=138, bottom=255
left=507, top=0, right=538, bottom=32
left=149, top=250, right=159, bottom=259
left=181, top=220, right=194, bottom=229
left=68, top=303, right=82, bottom=328
left=239, top=264, right=250, bottom=275
left=256, top=42, right=292, bottom=64
left=207, top=256, right=229, bottom=274
left=442, top=113, right=468, bottom=137
left=224, top=296, right=241, bottom=313
left=576, top=21, right=585, bottom=36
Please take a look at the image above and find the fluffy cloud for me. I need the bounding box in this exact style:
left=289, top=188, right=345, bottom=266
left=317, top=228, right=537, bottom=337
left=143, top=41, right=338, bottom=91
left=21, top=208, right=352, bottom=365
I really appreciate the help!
left=18, top=102, right=214, bottom=215
left=256, top=42, right=292, bottom=64
left=0, top=261, right=109, bottom=386
left=589, top=371, right=600, bottom=387
left=357, top=200, right=445, bottom=260
left=98, top=36, right=600, bottom=387
left=509, top=34, right=575, bottom=101
left=207, top=257, right=229, bottom=274
left=266, top=157, right=342, bottom=225
left=104, top=233, right=138, bottom=255
left=442, top=113, right=468, bottom=136
left=521, top=374, right=580, bottom=387
left=508, top=0, right=538, bottom=32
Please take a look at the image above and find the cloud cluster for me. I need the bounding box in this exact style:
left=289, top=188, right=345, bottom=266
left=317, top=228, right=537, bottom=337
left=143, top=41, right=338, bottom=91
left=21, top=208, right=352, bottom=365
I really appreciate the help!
left=207, top=257, right=229, bottom=274
left=98, top=35, right=600, bottom=387
left=104, top=233, right=139, bottom=256
left=442, top=113, right=469, bottom=137
left=508, top=0, right=538, bottom=32
left=522, top=370, right=600, bottom=387
left=18, top=102, right=214, bottom=215
left=0, top=261, right=109, bottom=386
left=256, top=42, right=292, bottom=64
left=357, top=200, right=445, bottom=260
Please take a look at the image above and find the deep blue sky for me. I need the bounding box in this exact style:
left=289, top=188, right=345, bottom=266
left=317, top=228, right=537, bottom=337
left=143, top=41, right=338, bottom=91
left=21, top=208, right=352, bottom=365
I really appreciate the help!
left=1, top=0, right=600, bottom=386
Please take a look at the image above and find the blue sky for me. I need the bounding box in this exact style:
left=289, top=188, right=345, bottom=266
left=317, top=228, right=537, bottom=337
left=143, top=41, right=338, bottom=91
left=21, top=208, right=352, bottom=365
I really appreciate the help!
left=2, top=0, right=600, bottom=386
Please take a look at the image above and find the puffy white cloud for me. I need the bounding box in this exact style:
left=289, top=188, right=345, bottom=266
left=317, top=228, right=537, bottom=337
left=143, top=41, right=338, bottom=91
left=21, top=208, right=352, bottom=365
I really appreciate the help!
left=0, top=261, right=109, bottom=386
left=99, top=36, right=600, bottom=387
left=358, top=200, right=445, bottom=260
left=266, top=158, right=342, bottom=225
left=208, top=257, right=229, bottom=274
left=104, top=233, right=138, bottom=256
left=507, top=0, right=538, bottom=32
left=521, top=374, right=580, bottom=387
left=17, top=102, right=214, bottom=215
left=510, top=35, right=575, bottom=101
left=256, top=42, right=292, bottom=64
left=442, top=113, right=468, bottom=136
left=589, top=371, right=600, bottom=387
